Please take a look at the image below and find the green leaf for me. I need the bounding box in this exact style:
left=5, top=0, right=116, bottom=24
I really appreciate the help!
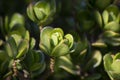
left=102, top=31, right=120, bottom=46
left=35, top=50, right=45, bottom=63
left=51, top=40, right=69, bottom=57
left=24, top=31, right=30, bottom=41
left=16, top=40, right=28, bottom=58
left=9, top=13, right=24, bottom=29
left=24, top=50, right=35, bottom=68
left=10, top=25, right=26, bottom=36
left=85, top=50, right=102, bottom=70
left=64, top=34, right=74, bottom=49
left=0, top=40, right=3, bottom=46
left=5, top=37, right=17, bottom=58
left=30, top=38, right=36, bottom=50
left=50, top=28, right=64, bottom=47
left=40, top=27, right=53, bottom=54
left=92, top=40, right=107, bottom=48
left=55, top=55, right=79, bottom=75
left=114, top=53, right=120, bottom=61
left=34, top=1, right=46, bottom=20
left=0, top=50, right=8, bottom=61
left=104, top=21, right=120, bottom=32
left=27, top=3, right=37, bottom=22
left=11, top=34, right=22, bottom=46
left=102, top=31, right=120, bottom=37
left=102, top=10, right=109, bottom=25
left=111, top=60, right=120, bottom=73
left=103, top=53, right=113, bottom=71
left=94, top=10, right=102, bottom=27
left=30, top=63, right=42, bottom=72
left=31, top=63, right=46, bottom=78
left=106, top=5, right=119, bottom=16
left=0, top=60, right=9, bottom=73
left=4, top=16, right=9, bottom=33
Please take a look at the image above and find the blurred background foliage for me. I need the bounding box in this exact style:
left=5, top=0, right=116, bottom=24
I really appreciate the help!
left=0, top=0, right=120, bottom=80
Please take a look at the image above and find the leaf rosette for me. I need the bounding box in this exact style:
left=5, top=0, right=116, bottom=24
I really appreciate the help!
left=40, top=27, right=74, bottom=57
left=27, top=0, right=56, bottom=26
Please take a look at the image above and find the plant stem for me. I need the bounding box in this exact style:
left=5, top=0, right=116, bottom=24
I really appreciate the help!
left=50, top=58, right=55, bottom=73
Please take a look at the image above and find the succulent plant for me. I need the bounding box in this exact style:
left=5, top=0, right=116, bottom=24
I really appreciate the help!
left=103, top=53, right=120, bottom=80
left=0, top=13, right=26, bottom=39
left=27, top=0, right=56, bottom=26
left=23, top=50, right=46, bottom=78
left=101, top=30, right=120, bottom=46
left=95, top=5, right=120, bottom=32
left=40, top=27, right=74, bottom=57
left=87, top=0, right=113, bottom=10
left=0, top=31, right=37, bottom=79
left=102, top=5, right=120, bottom=32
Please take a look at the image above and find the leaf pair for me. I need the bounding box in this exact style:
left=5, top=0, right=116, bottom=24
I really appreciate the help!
left=4, top=33, right=29, bottom=59
left=103, top=53, right=120, bottom=80
left=27, top=0, right=56, bottom=26
left=0, top=13, right=26, bottom=38
left=95, top=5, right=120, bottom=32
left=40, top=27, right=74, bottom=57
left=88, top=0, right=113, bottom=10
left=23, top=50, right=46, bottom=78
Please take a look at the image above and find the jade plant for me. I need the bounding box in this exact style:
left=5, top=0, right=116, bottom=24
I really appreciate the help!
left=39, top=27, right=74, bottom=72
left=1, top=0, right=120, bottom=80
left=40, top=27, right=74, bottom=57
left=27, top=0, right=56, bottom=26
left=103, top=53, right=120, bottom=80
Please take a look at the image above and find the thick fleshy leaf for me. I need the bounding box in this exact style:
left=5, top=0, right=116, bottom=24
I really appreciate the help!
left=104, top=21, right=120, bottom=32
left=106, top=5, right=119, bottom=16
left=92, top=40, right=107, bottom=48
left=55, top=55, right=79, bottom=75
left=5, top=37, right=17, bottom=58
left=31, top=63, right=46, bottom=78
left=50, top=28, right=64, bottom=39
left=24, top=31, right=30, bottom=41
left=50, top=28, right=64, bottom=47
left=103, top=54, right=113, bottom=71
left=85, top=50, right=102, bottom=70
left=5, top=43, right=13, bottom=58
left=64, top=34, right=74, bottom=49
left=27, top=3, right=37, bottom=22
left=0, top=50, right=8, bottom=61
left=0, top=40, right=3, bottom=46
left=35, top=50, right=45, bottom=63
left=0, top=60, right=9, bottom=73
left=95, top=0, right=112, bottom=10
left=30, top=63, right=43, bottom=72
left=4, top=16, right=9, bottom=33
left=113, top=53, right=120, bottom=61
left=102, top=10, right=109, bottom=25
left=111, top=60, right=120, bottom=73
left=102, top=31, right=120, bottom=37
left=94, top=10, right=102, bottom=27
left=30, top=38, right=36, bottom=50
left=11, top=34, right=22, bottom=46
left=24, top=50, right=35, bottom=68
left=102, top=31, right=120, bottom=46
left=16, top=40, right=29, bottom=58
left=9, top=13, right=24, bottom=29
left=40, top=27, right=53, bottom=54
left=10, top=24, right=26, bottom=36
left=33, top=1, right=46, bottom=20
left=51, top=40, right=69, bottom=57
left=109, top=71, right=120, bottom=80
